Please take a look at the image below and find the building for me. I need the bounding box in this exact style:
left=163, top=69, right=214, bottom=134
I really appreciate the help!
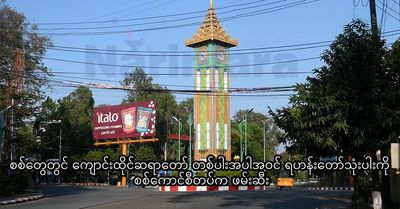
left=185, top=0, right=237, bottom=161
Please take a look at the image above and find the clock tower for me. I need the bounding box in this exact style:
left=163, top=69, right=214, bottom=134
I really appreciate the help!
left=185, top=0, right=238, bottom=161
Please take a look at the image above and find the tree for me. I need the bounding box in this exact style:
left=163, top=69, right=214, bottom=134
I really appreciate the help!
left=0, top=2, right=51, bottom=126
left=135, top=145, right=156, bottom=161
left=57, top=86, right=94, bottom=157
left=34, top=97, right=60, bottom=160
left=270, top=20, right=388, bottom=158
left=122, top=68, right=177, bottom=160
left=231, top=110, right=281, bottom=161
left=170, top=98, right=193, bottom=160
left=270, top=20, right=400, bottom=203
left=0, top=1, right=51, bottom=195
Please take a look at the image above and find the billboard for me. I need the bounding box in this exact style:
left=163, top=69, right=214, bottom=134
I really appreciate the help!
left=93, top=101, right=156, bottom=140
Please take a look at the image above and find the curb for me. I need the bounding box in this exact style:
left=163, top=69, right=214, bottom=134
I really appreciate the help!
left=159, top=185, right=266, bottom=192
left=0, top=194, right=44, bottom=206
left=308, top=187, right=354, bottom=191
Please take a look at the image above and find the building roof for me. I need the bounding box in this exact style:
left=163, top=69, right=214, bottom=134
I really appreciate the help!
left=185, top=6, right=238, bottom=47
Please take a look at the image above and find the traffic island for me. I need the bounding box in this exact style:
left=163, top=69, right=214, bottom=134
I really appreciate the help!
left=159, top=185, right=266, bottom=192
left=60, top=183, right=109, bottom=187
left=308, top=187, right=354, bottom=191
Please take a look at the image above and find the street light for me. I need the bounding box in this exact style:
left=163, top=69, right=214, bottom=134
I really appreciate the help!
left=187, top=113, right=193, bottom=170
left=0, top=105, right=12, bottom=112
left=184, top=107, right=193, bottom=170
left=243, top=108, right=253, bottom=156
left=172, top=116, right=182, bottom=161
left=260, top=120, right=267, bottom=162
left=42, top=120, right=62, bottom=161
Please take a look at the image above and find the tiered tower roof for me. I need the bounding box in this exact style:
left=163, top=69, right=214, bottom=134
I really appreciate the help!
left=185, top=1, right=238, bottom=47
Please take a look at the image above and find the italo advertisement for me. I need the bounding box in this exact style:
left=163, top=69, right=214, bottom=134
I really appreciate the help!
left=93, top=101, right=156, bottom=140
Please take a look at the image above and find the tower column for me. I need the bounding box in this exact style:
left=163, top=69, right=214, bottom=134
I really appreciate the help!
left=185, top=3, right=237, bottom=161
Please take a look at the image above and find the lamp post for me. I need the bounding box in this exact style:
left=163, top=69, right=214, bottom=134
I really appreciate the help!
left=187, top=113, right=193, bottom=170
left=238, top=121, right=243, bottom=161
left=243, top=108, right=253, bottom=156
left=172, top=116, right=182, bottom=161
left=35, top=136, right=41, bottom=192
left=261, top=120, right=267, bottom=162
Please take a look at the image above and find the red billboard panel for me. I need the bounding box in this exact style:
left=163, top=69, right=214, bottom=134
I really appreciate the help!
left=93, top=101, right=156, bottom=140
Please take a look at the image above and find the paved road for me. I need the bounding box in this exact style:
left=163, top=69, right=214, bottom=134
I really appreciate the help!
left=1, top=185, right=352, bottom=209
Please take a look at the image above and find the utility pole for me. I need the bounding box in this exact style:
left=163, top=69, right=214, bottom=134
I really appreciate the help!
left=10, top=98, right=15, bottom=161
left=6, top=49, right=25, bottom=161
left=261, top=120, right=267, bottom=162
left=369, top=0, right=379, bottom=38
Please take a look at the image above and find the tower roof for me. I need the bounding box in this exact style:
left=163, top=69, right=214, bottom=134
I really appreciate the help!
left=185, top=6, right=238, bottom=48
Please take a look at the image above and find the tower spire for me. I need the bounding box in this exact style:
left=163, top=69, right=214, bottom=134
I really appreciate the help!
left=185, top=0, right=237, bottom=47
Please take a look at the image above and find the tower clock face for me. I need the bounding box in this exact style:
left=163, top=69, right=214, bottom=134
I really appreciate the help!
left=197, top=47, right=208, bottom=64
left=217, top=47, right=227, bottom=64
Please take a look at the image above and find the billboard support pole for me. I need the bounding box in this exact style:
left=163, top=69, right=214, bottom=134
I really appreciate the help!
left=121, top=143, right=128, bottom=187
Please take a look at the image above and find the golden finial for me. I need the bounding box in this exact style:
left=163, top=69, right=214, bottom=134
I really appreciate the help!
left=210, top=0, right=213, bottom=8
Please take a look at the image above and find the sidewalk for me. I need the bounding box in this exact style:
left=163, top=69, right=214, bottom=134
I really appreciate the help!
left=0, top=192, right=44, bottom=206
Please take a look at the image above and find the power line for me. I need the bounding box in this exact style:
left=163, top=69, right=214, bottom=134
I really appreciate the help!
left=50, top=40, right=332, bottom=53
left=43, top=56, right=320, bottom=69
left=51, top=83, right=296, bottom=97
left=377, top=0, right=400, bottom=21
left=32, top=0, right=273, bottom=25
left=45, top=71, right=313, bottom=76
left=48, top=75, right=278, bottom=90
left=48, top=82, right=296, bottom=97
left=48, top=43, right=329, bottom=56
left=47, top=77, right=296, bottom=94
left=50, top=74, right=302, bottom=90
left=37, top=0, right=288, bottom=31
left=36, top=0, right=320, bottom=36
left=47, top=29, right=400, bottom=53
left=48, top=77, right=295, bottom=93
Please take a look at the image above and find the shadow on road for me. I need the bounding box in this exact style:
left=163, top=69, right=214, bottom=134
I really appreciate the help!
left=166, top=188, right=352, bottom=209
left=38, top=184, right=101, bottom=198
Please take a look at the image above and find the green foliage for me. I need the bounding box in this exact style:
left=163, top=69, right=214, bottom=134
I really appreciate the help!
left=0, top=2, right=51, bottom=195
left=270, top=20, right=396, bottom=158
left=57, top=86, right=94, bottom=157
left=85, top=148, right=119, bottom=161
left=15, top=124, right=37, bottom=158
left=231, top=110, right=281, bottom=161
left=269, top=19, right=400, bottom=203
left=0, top=3, right=51, bottom=118
left=135, top=145, right=156, bottom=161
left=122, top=68, right=177, bottom=160
left=0, top=171, right=31, bottom=196
left=33, top=87, right=95, bottom=159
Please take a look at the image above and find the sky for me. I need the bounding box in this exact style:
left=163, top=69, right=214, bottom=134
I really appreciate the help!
left=6, top=0, right=400, bottom=116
